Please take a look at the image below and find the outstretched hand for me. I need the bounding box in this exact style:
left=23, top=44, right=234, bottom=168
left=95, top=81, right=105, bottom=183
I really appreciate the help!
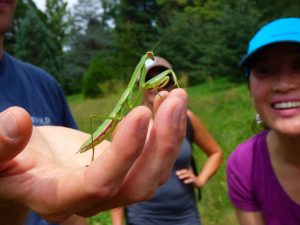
left=0, top=88, right=187, bottom=224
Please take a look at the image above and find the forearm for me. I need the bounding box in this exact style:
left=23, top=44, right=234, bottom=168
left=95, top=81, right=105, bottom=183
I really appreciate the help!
left=61, top=215, right=88, bottom=225
left=0, top=200, right=29, bottom=225
left=196, top=151, right=223, bottom=186
left=111, top=207, right=125, bottom=225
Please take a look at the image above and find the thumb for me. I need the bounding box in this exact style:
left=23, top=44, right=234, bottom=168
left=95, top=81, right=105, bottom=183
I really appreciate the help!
left=0, top=107, right=32, bottom=163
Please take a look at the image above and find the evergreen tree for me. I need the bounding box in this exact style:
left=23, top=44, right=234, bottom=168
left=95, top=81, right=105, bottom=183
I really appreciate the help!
left=45, top=0, right=70, bottom=71
left=4, top=0, right=40, bottom=54
left=251, top=0, right=300, bottom=21
left=14, top=6, right=61, bottom=81
left=112, top=0, right=161, bottom=80
left=213, top=0, right=262, bottom=80
left=62, top=0, right=116, bottom=94
left=82, top=53, right=115, bottom=97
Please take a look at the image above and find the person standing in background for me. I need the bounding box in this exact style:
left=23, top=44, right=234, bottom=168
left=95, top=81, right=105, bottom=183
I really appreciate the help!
left=111, top=56, right=223, bottom=225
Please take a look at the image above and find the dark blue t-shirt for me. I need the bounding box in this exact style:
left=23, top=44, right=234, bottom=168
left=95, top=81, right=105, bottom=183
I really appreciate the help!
left=0, top=52, right=77, bottom=225
left=0, top=52, right=76, bottom=128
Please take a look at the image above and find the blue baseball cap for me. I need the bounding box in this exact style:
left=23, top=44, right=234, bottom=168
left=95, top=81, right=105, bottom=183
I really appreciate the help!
left=240, top=17, right=300, bottom=71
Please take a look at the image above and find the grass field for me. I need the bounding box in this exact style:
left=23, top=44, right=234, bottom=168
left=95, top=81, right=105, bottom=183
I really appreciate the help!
left=68, top=77, right=255, bottom=225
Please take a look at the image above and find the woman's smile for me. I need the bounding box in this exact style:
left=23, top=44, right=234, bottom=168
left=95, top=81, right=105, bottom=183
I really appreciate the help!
left=250, top=44, right=300, bottom=134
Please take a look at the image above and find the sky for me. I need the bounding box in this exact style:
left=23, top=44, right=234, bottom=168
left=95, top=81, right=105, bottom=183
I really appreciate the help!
left=32, top=0, right=78, bottom=11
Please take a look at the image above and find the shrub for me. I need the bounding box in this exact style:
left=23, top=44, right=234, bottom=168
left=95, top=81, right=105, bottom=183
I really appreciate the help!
left=82, top=55, right=114, bottom=98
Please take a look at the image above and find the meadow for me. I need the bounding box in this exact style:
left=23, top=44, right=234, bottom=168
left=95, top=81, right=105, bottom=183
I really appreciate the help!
left=68, top=77, right=256, bottom=225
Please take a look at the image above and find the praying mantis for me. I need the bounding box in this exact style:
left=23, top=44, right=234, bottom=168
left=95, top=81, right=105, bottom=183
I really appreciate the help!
left=77, top=51, right=179, bottom=161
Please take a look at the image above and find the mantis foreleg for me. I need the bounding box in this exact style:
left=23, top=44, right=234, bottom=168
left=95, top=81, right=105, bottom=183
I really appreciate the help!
left=77, top=51, right=178, bottom=163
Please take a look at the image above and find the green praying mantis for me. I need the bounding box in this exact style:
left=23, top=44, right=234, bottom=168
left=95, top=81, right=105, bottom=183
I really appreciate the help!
left=77, top=51, right=179, bottom=161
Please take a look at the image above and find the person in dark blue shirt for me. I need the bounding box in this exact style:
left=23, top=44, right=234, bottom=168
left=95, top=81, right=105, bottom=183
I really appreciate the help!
left=0, top=52, right=88, bottom=225
left=0, top=1, right=188, bottom=225
left=0, top=3, right=87, bottom=225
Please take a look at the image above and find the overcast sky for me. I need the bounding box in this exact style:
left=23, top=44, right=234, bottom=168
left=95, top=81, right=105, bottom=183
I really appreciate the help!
left=32, top=0, right=78, bottom=11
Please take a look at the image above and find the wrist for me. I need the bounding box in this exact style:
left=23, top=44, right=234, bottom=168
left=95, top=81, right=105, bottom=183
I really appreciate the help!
left=195, top=177, right=207, bottom=188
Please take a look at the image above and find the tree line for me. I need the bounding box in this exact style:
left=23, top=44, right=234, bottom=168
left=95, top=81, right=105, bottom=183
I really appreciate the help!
left=4, top=0, right=300, bottom=97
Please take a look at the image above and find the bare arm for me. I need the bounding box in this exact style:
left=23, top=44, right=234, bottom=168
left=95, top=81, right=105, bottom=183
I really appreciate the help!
left=61, top=215, right=88, bottom=225
left=111, top=207, right=125, bottom=225
left=176, top=110, right=223, bottom=188
left=236, top=208, right=265, bottom=225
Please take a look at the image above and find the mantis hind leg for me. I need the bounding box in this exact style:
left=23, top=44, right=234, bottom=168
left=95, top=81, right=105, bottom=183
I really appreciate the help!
left=89, top=115, right=122, bottom=162
left=89, top=115, right=95, bottom=162
left=89, top=115, right=106, bottom=162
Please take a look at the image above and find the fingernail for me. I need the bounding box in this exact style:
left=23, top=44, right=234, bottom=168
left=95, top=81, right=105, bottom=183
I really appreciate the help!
left=0, top=111, right=20, bottom=139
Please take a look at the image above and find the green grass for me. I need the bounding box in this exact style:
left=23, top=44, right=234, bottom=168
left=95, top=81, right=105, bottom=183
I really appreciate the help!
left=68, top=77, right=255, bottom=225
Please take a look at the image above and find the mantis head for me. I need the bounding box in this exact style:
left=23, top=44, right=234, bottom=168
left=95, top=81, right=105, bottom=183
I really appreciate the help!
left=146, top=51, right=155, bottom=60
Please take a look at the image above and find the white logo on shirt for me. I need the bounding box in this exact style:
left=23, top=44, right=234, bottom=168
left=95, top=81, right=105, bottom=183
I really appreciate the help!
left=31, top=116, right=51, bottom=125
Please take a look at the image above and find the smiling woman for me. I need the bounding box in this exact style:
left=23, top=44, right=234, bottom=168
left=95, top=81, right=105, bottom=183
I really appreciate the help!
left=227, top=17, right=300, bottom=225
left=249, top=44, right=300, bottom=135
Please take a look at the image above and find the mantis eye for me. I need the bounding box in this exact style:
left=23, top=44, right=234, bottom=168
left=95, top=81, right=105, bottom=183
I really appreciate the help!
left=146, top=51, right=155, bottom=60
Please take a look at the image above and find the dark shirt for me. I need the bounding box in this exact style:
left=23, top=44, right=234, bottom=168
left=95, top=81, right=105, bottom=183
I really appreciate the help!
left=126, top=138, right=201, bottom=225
left=0, top=52, right=77, bottom=225
left=0, top=52, right=76, bottom=128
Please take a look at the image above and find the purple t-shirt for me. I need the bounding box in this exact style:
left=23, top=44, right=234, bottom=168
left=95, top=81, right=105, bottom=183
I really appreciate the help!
left=227, top=130, right=300, bottom=225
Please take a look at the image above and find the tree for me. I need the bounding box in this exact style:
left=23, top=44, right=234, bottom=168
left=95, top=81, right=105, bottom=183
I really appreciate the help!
left=251, top=0, right=300, bottom=22
left=154, top=0, right=263, bottom=84
left=44, top=0, right=70, bottom=71
left=82, top=53, right=114, bottom=97
left=155, top=0, right=223, bottom=83
left=112, top=0, right=161, bottom=80
left=215, top=0, right=262, bottom=80
left=61, top=0, right=116, bottom=94
left=5, top=0, right=70, bottom=86
left=4, top=0, right=40, bottom=54
left=14, top=6, right=61, bottom=81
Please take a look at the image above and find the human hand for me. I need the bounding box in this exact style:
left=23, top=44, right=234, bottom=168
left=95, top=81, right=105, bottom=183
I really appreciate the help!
left=0, top=88, right=187, bottom=224
left=176, top=168, right=206, bottom=188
